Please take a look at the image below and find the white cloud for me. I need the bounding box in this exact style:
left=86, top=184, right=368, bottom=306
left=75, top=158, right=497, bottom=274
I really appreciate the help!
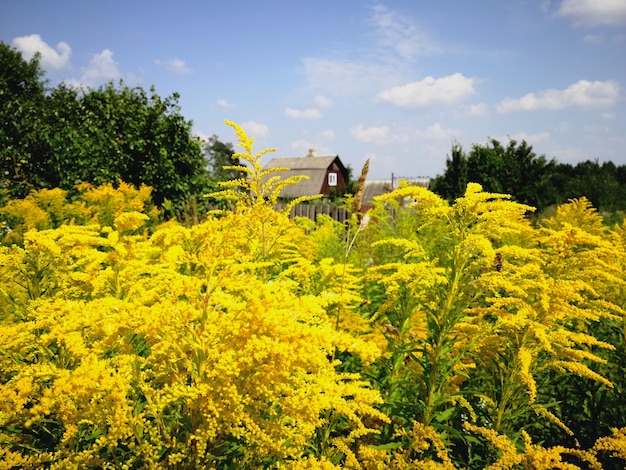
left=12, top=34, right=71, bottom=70
left=301, top=5, right=448, bottom=97
left=377, top=73, right=476, bottom=108
left=356, top=123, right=458, bottom=177
left=284, top=107, right=322, bottom=119
left=602, top=112, right=615, bottom=120
left=496, top=80, right=620, bottom=112
left=241, top=121, right=269, bottom=137
left=319, top=129, right=335, bottom=139
left=364, top=152, right=380, bottom=164
left=457, top=102, right=490, bottom=118
left=81, top=49, right=121, bottom=85
left=377, top=156, right=399, bottom=173
left=411, top=122, right=457, bottom=148
left=364, top=152, right=398, bottom=176
left=414, top=123, right=455, bottom=142
left=216, top=99, right=236, bottom=108
left=314, top=95, right=334, bottom=109
left=358, top=124, right=456, bottom=178
left=351, top=122, right=457, bottom=148
left=582, top=124, right=612, bottom=134
left=369, top=4, right=443, bottom=61
left=583, top=34, right=603, bottom=44
left=155, top=58, right=192, bottom=74
left=556, top=0, right=626, bottom=26
left=302, top=57, right=398, bottom=96
left=351, top=124, right=390, bottom=144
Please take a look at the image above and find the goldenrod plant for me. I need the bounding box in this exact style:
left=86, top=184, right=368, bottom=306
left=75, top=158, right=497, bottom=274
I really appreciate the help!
left=0, top=122, right=386, bottom=469
left=0, top=122, right=625, bottom=469
left=207, top=120, right=321, bottom=214
left=336, top=182, right=626, bottom=468
left=0, top=181, right=158, bottom=245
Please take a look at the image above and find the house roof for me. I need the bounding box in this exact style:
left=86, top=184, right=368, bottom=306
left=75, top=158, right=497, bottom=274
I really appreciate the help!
left=263, top=153, right=346, bottom=199
left=361, top=177, right=431, bottom=205
left=362, top=180, right=394, bottom=204
left=264, top=156, right=339, bottom=171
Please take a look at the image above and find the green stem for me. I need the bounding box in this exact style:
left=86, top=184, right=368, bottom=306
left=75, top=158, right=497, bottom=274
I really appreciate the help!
left=322, top=219, right=360, bottom=459
left=494, top=381, right=513, bottom=433
left=494, top=330, right=530, bottom=433
left=422, top=248, right=466, bottom=426
left=332, top=221, right=361, bottom=354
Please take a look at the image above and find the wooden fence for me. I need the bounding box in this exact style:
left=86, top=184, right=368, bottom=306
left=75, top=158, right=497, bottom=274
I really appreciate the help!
left=275, top=203, right=349, bottom=223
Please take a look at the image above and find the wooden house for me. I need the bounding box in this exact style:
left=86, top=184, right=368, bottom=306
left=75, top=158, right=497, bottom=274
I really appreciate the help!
left=263, top=149, right=349, bottom=199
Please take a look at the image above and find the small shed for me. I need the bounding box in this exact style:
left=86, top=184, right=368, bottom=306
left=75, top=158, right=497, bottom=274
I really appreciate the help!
left=263, top=149, right=349, bottom=199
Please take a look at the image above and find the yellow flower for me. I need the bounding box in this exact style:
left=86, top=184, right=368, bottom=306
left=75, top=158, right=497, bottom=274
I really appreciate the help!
left=113, top=211, right=149, bottom=232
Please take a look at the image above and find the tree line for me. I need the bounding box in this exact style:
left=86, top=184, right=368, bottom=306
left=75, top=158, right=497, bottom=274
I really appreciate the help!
left=430, top=138, right=626, bottom=219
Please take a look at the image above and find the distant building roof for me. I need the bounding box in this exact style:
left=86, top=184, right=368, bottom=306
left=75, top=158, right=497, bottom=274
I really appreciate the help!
left=362, top=180, right=394, bottom=204
left=361, top=177, right=431, bottom=206
left=397, top=177, right=431, bottom=188
left=263, top=150, right=347, bottom=198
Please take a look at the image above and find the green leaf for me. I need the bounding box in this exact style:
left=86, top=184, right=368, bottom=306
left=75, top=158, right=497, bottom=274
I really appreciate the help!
left=367, top=442, right=404, bottom=451
left=434, top=406, right=456, bottom=423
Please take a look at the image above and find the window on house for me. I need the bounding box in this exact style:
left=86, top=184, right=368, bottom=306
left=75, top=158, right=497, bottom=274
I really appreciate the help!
left=328, top=172, right=337, bottom=186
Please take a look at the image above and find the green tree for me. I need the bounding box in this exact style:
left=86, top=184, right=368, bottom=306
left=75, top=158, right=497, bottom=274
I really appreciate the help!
left=198, top=135, right=248, bottom=214
left=430, top=141, right=468, bottom=201
left=0, top=42, right=48, bottom=197
left=564, top=160, right=624, bottom=213
left=0, top=41, right=216, bottom=214
left=43, top=81, right=209, bottom=209
left=432, top=138, right=557, bottom=211
left=203, top=135, right=244, bottom=182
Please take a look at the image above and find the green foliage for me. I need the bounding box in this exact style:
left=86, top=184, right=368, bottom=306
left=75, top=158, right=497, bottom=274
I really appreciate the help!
left=432, top=139, right=626, bottom=219
left=556, top=160, right=626, bottom=214
left=295, top=214, right=346, bottom=262
left=431, top=138, right=556, bottom=211
left=0, top=42, right=48, bottom=197
left=203, top=134, right=245, bottom=183
left=0, top=41, right=224, bottom=219
left=428, top=141, right=468, bottom=202
left=43, top=81, right=208, bottom=208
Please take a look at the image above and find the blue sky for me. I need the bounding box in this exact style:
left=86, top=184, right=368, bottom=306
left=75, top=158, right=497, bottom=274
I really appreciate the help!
left=2, top=0, right=625, bottom=180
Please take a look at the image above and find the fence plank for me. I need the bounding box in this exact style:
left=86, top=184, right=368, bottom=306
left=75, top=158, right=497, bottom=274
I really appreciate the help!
left=274, top=203, right=349, bottom=223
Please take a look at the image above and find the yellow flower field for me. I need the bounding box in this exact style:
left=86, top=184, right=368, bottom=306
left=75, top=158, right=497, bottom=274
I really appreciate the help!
left=1, top=122, right=625, bottom=469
